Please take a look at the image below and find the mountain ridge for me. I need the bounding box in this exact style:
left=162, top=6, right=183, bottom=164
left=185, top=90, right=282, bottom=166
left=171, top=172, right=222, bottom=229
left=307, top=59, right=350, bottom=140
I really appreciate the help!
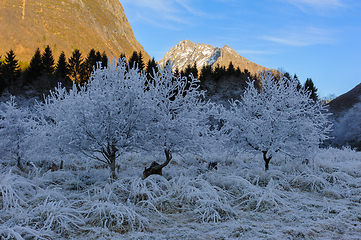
left=158, top=39, right=273, bottom=76
left=0, top=0, right=150, bottom=63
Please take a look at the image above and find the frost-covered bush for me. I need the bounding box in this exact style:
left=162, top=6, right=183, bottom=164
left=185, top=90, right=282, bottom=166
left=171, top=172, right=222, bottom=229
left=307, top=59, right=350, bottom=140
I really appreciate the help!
left=143, top=62, right=213, bottom=164
left=83, top=200, right=148, bottom=233
left=223, top=71, right=332, bottom=170
left=332, top=101, right=361, bottom=150
left=29, top=198, right=86, bottom=235
left=0, top=97, right=38, bottom=170
left=170, top=175, right=236, bottom=222
left=38, top=59, right=214, bottom=179
left=0, top=170, right=38, bottom=213
left=39, top=59, right=150, bottom=179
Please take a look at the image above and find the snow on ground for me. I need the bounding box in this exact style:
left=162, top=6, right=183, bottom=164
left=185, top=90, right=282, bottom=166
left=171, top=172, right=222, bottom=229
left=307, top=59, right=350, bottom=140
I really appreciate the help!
left=1, top=147, right=361, bottom=239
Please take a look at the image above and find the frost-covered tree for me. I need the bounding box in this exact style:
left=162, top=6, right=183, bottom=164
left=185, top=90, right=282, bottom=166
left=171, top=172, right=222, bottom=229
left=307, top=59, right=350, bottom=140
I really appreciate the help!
left=332, top=101, right=361, bottom=150
left=0, top=97, right=37, bottom=171
left=142, top=63, right=212, bottom=177
left=224, top=71, right=332, bottom=170
left=40, top=60, right=149, bottom=179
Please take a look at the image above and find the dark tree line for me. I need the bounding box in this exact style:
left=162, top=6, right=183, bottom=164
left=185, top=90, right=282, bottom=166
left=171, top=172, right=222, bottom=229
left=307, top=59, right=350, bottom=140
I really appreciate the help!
left=0, top=47, right=109, bottom=96
left=0, top=48, right=318, bottom=102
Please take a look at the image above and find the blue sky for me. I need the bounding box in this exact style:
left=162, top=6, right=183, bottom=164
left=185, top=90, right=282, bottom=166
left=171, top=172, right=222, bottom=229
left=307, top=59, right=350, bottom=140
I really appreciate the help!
left=120, top=0, right=361, bottom=98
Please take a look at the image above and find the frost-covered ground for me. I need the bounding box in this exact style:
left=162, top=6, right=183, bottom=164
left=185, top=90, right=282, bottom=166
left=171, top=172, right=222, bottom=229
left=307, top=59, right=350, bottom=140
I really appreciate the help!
left=1, top=147, right=361, bottom=240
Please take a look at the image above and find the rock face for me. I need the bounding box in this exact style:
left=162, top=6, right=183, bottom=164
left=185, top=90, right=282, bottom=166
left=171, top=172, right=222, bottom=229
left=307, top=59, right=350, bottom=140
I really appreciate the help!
left=0, top=0, right=150, bottom=63
left=158, top=39, right=271, bottom=75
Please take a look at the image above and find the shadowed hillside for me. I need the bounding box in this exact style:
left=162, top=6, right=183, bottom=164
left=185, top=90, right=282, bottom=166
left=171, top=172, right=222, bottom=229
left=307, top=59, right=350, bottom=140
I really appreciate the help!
left=328, top=82, right=361, bottom=116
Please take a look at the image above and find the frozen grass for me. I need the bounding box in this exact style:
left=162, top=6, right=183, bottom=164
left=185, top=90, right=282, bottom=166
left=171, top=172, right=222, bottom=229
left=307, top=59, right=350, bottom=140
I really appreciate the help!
left=0, top=147, right=360, bottom=239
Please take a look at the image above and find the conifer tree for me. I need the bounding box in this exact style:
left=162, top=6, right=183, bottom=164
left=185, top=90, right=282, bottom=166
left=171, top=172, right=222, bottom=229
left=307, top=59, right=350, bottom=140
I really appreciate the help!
left=191, top=62, right=198, bottom=79
left=199, top=64, right=212, bottom=82
left=304, top=78, right=318, bottom=101
left=0, top=55, right=6, bottom=95
left=138, top=51, right=145, bottom=71
left=55, top=51, right=72, bottom=88
left=3, top=49, right=21, bottom=85
left=68, top=49, right=83, bottom=84
left=96, top=51, right=102, bottom=64
left=42, top=45, right=55, bottom=75
left=101, top=51, right=108, bottom=69
left=26, top=48, right=43, bottom=84
left=183, top=64, right=192, bottom=79
left=213, top=63, right=225, bottom=81
left=82, top=49, right=98, bottom=82
left=128, top=51, right=139, bottom=70
left=145, top=57, right=157, bottom=79
left=227, top=61, right=235, bottom=76
left=235, top=67, right=242, bottom=77
left=119, top=53, right=126, bottom=60
left=173, top=67, right=180, bottom=78
left=55, top=52, right=68, bottom=80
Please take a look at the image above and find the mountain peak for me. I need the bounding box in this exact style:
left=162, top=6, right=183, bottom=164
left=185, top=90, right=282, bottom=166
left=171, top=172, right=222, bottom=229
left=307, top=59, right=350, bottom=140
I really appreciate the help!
left=158, top=40, right=270, bottom=75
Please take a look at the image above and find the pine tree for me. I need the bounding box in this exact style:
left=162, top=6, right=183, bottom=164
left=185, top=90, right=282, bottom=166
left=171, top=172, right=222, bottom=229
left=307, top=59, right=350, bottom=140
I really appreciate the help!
left=227, top=61, right=235, bottom=76
left=304, top=78, right=318, bottom=101
left=173, top=67, right=180, bottom=78
left=42, top=45, right=55, bottom=75
left=55, top=51, right=71, bottom=88
left=96, top=51, right=102, bottom=63
left=199, top=64, right=212, bottom=82
left=26, top=48, right=43, bottom=84
left=0, top=55, right=6, bottom=95
left=3, top=49, right=21, bottom=85
left=183, top=64, right=193, bottom=78
left=68, top=49, right=83, bottom=84
left=128, top=51, right=139, bottom=70
left=119, top=53, right=126, bottom=60
left=213, top=63, right=225, bottom=81
left=138, top=51, right=145, bottom=71
left=191, top=62, right=198, bottom=79
left=55, top=51, right=68, bottom=80
left=82, top=49, right=98, bottom=82
left=145, top=57, right=157, bottom=79
left=101, top=51, right=108, bottom=69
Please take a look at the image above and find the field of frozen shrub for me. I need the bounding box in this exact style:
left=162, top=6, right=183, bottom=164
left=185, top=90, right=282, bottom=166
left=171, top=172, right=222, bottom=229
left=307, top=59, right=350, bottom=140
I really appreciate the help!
left=1, top=147, right=360, bottom=239
left=1, top=60, right=360, bottom=239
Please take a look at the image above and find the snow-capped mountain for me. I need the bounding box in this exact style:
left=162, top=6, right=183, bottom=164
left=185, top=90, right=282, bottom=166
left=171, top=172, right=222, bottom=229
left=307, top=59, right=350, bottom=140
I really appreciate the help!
left=158, top=39, right=271, bottom=75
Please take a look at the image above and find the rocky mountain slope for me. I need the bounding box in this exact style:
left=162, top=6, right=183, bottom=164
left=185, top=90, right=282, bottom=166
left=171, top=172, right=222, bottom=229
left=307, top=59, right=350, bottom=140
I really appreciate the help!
left=158, top=39, right=272, bottom=75
left=0, top=0, right=150, bottom=63
left=328, top=82, right=361, bottom=117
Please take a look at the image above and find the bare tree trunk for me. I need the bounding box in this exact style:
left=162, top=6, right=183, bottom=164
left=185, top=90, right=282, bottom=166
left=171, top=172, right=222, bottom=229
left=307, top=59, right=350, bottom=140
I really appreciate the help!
left=17, top=155, right=25, bottom=172
left=103, top=143, right=118, bottom=180
left=109, top=153, right=117, bottom=180
left=263, top=151, right=272, bottom=171
left=143, top=148, right=172, bottom=179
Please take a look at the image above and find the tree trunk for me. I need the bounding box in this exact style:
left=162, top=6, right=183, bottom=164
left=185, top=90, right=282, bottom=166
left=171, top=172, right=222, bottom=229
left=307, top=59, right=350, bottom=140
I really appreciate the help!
left=17, top=155, right=25, bottom=172
left=108, top=150, right=118, bottom=180
left=103, top=143, right=118, bottom=180
left=143, top=149, right=172, bottom=179
left=262, top=151, right=272, bottom=171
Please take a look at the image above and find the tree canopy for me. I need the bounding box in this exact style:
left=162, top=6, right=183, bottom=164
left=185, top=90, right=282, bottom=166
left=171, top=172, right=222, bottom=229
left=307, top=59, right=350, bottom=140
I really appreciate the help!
left=223, top=71, right=332, bottom=170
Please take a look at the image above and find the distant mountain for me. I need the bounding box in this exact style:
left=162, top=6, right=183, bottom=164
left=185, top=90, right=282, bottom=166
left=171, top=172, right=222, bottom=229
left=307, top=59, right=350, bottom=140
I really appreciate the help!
left=158, top=39, right=272, bottom=75
left=328, top=82, right=361, bottom=117
left=0, top=0, right=150, bottom=63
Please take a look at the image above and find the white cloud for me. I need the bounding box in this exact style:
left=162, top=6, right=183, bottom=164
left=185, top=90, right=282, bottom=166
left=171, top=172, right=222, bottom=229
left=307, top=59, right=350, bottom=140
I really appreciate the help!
left=238, top=49, right=277, bottom=55
left=282, top=0, right=347, bottom=14
left=262, top=26, right=338, bottom=46
left=120, top=0, right=209, bottom=28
